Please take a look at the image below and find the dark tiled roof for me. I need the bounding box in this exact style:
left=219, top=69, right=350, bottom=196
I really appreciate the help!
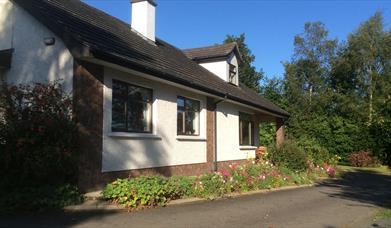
left=183, top=43, right=238, bottom=62
left=12, top=0, right=289, bottom=117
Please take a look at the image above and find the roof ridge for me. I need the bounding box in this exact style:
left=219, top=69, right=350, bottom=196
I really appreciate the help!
left=182, top=42, right=236, bottom=52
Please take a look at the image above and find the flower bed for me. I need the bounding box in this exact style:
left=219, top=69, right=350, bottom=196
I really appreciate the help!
left=102, top=159, right=336, bottom=210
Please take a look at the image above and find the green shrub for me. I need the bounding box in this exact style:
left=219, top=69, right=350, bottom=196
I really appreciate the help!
left=296, top=136, right=332, bottom=166
left=166, top=176, right=195, bottom=198
left=102, top=176, right=173, bottom=208
left=0, top=83, right=79, bottom=188
left=0, top=184, right=83, bottom=214
left=194, top=173, right=231, bottom=198
left=268, top=140, right=309, bottom=171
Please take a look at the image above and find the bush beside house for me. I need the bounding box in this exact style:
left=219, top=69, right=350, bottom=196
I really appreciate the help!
left=0, top=83, right=83, bottom=213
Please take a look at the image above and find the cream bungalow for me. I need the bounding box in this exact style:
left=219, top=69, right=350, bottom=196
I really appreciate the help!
left=0, top=0, right=289, bottom=191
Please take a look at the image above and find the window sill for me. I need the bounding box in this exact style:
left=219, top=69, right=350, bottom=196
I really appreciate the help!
left=176, top=136, right=206, bottom=141
left=108, top=132, right=162, bottom=140
left=239, top=145, right=257, bottom=150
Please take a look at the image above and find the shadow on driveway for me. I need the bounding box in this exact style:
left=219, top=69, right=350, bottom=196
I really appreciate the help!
left=1, top=168, right=391, bottom=228
left=0, top=209, right=126, bottom=228
left=318, top=168, right=391, bottom=209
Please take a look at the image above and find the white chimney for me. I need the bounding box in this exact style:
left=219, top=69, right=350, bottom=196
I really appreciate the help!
left=131, top=0, right=156, bottom=42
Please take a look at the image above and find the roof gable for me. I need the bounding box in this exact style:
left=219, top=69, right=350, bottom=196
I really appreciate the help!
left=182, top=43, right=242, bottom=63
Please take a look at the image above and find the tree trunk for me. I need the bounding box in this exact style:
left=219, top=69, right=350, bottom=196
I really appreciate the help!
left=309, top=85, right=313, bottom=105
left=368, top=65, right=373, bottom=123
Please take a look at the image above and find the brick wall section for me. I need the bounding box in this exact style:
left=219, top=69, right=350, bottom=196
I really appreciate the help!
left=73, top=60, right=104, bottom=192
left=206, top=97, right=216, bottom=169
left=276, top=117, right=285, bottom=145
left=96, top=159, right=248, bottom=190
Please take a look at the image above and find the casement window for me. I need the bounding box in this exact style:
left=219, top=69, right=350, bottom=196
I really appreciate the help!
left=111, top=80, right=152, bottom=133
left=239, top=112, right=254, bottom=146
left=177, top=96, right=200, bottom=136
left=228, top=63, right=237, bottom=84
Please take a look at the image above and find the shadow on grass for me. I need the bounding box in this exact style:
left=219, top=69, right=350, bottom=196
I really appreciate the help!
left=318, top=168, right=391, bottom=209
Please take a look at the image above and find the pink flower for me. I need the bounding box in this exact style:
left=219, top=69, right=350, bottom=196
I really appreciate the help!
left=326, top=166, right=335, bottom=177
left=258, top=175, right=266, bottom=180
left=221, top=170, right=230, bottom=177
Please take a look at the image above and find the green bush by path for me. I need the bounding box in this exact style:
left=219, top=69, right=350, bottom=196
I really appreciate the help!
left=268, top=140, right=309, bottom=172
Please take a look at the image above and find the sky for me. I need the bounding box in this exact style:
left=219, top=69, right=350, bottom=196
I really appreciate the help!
left=83, top=0, right=391, bottom=78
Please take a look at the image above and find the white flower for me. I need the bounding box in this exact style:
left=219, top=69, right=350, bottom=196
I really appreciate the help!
left=265, top=161, right=269, bottom=165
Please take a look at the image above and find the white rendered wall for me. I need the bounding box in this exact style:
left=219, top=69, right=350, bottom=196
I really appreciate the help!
left=200, top=61, right=227, bottom=82
left=216, top=102, right=258, bottom=162
left=0, top=0, right=73, bottom=93
left=102, top=67, right=207, bottom=172
left=131, top=1, right=155, bottom=42
left=199, top=53, right=239, bottom=85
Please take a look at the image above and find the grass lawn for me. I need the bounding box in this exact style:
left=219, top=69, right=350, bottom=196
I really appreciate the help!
left=338, top=165, right=391, bottom=176
left=377, top=206, right=391, bottom=219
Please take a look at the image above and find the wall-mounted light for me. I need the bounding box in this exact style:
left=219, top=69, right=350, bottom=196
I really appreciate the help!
left=43, top=37, right=55, bottom=46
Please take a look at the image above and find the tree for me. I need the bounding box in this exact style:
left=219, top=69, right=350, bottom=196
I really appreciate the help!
left=340, top=12, right=390, bottom=123
left=260, top=77, right=287, bottom=110
left=284, top=22, right=337, bottom=115
left=224, top=33, right=263, bottom=92
left=281, top=13, right=391, bottom=162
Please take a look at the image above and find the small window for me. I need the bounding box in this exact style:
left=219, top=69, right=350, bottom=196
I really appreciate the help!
left=229, top=63, right=237, bottom=84
left=112, top=80, right=152, bottom=133
left=239, top=112, right=254, bottom=146
left=177, top=96, right=200, bottom=135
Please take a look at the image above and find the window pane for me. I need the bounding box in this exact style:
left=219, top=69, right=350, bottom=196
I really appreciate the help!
left=239, top=112, right=254, bottom=146
left=241, top=120, right=250, bottom=145
left=229, top=64, right=237, bottom=83
left=112, top=81, right=127, bottom=130
left=129, top=85, right=152, bottom=102
left=185, top=111, right=198, bottom=135
left=177, top=97, right=185, bottom=109
left=185, top=99, right=199, bottom=112
left=127, top=100, right=151, bottom=132
left=177, top=97, right=200, bottom=135
left=111, top=80, right=152, bottom=133
left=177, top=111, right=184, bottom=135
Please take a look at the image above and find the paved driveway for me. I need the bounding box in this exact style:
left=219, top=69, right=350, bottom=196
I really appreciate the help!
left=1, top=169, right=390, bottom=228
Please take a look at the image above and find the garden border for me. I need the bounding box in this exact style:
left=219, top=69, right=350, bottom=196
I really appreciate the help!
left=64, top=183, right=316, bottom=212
